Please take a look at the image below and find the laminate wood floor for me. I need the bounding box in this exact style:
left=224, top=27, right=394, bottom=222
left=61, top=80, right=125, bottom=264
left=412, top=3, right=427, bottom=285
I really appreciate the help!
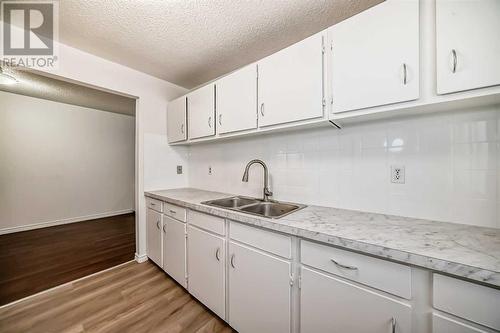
left=0, top=213, right=136, bottom=306
left=0, top=261, right=235, bottom=333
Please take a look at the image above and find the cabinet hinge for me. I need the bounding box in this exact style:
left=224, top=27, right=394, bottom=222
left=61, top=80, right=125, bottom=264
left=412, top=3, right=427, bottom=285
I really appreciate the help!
left=321, top=44, right=325, bottom=54
left=298, top=275, right=302, bottom=289
left=330, top=97, right=334, bottom=105
left=290, top=273, right=294, bottom=286
left=322, top=98, right=326, bottom=108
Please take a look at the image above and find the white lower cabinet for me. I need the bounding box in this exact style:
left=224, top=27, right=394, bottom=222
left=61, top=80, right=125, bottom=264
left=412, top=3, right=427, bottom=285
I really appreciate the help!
left=187, top=225, right=225, bottom=319
left=300, top=267, right=411, bottom=333
left=162, top=216, right=186, bottom=288
left=433, top=314, right=492, bottom=333
left=146, top=208, right=162, bottom=267
left=228, top=241, right=291, bottom=333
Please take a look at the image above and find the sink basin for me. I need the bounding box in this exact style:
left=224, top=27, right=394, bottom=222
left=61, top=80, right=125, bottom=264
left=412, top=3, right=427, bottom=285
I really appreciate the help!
left=202, top=196, right=305, bottom=219
left=239, top=201, right=302, bottom=218
left=203, top=196, right=261, bottom=209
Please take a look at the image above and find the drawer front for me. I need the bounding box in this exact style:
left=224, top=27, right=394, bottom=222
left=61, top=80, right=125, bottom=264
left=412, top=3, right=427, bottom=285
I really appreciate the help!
left=146, top=197, right=163, bottom=213
left=433, top=274, right=500, bottom=331
left=433, top=313, right=491, bottom=333
left=163, top=202, right=186, bottom=222
left=229, top=221, right=291, bottom=259
left=188, top=210, right=225, bottom=235
left=301, top=240, right=411, bottom=299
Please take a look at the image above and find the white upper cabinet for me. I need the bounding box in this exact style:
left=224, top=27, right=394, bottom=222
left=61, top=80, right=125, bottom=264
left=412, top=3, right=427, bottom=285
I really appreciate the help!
left=258, top=31, right=325, bottom=127
left=216, top=65, right=257, bottom=134
left=436, top=0, right=500, bottom=94
left=167, top=96, right=187, bottom=143
left=188, top=84, right=215, bottom=139
left=330, top=0, right=419, bottom=113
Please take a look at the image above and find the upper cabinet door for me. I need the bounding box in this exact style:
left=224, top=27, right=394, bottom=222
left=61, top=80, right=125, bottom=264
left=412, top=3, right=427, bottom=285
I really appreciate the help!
left=216, top=65, right=257, bottom=135
left=167, top=96, right=187, bottom=143
left=436, top=0, right=500, bottom=94
left=330, top=0, right=419, bottom=113
left=258, top=31, right=325, bottom=127
left=188, top=84, right=215, bottom=140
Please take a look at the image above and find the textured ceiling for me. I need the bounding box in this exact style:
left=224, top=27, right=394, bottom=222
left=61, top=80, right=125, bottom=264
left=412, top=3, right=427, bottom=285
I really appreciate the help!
left=0, top=66, right=136, bottom=115
left=59, top=0, right=383, bottom=88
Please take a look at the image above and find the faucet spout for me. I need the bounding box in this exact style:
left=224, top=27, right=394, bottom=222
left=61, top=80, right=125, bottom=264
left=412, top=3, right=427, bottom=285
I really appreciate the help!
left=241, top=159, right=273, bottom=201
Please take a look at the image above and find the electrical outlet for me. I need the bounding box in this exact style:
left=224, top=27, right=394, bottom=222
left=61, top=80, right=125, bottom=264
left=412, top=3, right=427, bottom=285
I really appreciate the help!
left=208, top=166, right=212, bottom=175
left=391, top=165, right=405, bottom=184
left=176, top=165, right=182, bottom=174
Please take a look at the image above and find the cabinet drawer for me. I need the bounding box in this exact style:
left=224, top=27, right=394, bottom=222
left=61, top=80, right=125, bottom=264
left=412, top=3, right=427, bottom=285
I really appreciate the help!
left=163, top=202, right=186, bottom=222
left=188, top=210, right=224, bottom=235
left=301, top=240, right=411, bottom=299
left=146, top=197, right=163, bottom=213
left=433, top=313, right=491, bottom=333
left=229, top=221, right=291, bottom=259
left=433, top=274, right=500, bottom=330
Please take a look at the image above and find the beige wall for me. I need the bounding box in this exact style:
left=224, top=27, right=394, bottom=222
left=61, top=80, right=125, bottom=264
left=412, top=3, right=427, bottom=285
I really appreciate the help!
left=0, top=91, right=135, bottom=231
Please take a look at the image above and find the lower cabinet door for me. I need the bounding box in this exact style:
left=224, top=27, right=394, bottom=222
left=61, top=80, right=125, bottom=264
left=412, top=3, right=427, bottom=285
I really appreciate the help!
left=433, top=313, right=491, bottom=333
left=300, top=267, right=411, bottom=333
left=146, top=208, right=162, bottom=267
left=228, top=241, right=291, bottom=333
left=162, top=216, right=186, bottom=288
left=187, top=226, right=225, bottom=319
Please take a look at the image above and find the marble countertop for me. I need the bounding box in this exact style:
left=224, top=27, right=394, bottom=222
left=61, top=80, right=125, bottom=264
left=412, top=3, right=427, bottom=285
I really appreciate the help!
left=145, top=188, right=500, bottom=288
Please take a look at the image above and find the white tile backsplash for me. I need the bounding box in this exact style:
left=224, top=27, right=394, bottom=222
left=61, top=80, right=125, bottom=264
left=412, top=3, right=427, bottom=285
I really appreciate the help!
left=187, top=105, right=500, bottom=228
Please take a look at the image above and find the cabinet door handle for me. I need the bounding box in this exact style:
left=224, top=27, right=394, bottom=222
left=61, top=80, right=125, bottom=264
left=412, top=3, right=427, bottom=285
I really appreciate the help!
left=208, top=116, right=212, bottom=128
left=219, top=114, right=222, bottom=126
left=402, top=63, right=407, bottom=85
left=451, top=49, right=458, bottom=73
left=230, top=254, right=236, bottom=268
left=156, top=220, right=161, bottom=229
left=181, top=123, right=184, bottom=134
left=162, top=224, right=167, bottom=233
left=391, top=317, right=396, bottom=333
left=215, top=248, right=221, bottom=261
left=260, top=103, right=264, bottom=116
left=451, top=49, right=457, bottom=73
left=330, top=259, right=358, bottom=270
left=169, top=209, right=176, bottom=214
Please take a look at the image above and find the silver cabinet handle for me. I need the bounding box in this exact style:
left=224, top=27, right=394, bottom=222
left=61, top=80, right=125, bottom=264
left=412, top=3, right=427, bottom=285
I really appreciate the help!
left=150, top=202, right=156, bottom=206
left=391, top=317, right=396, bottom=333
left=219, top=114, right=222, bottom=125
left=156, top=220, right=161, bottom=229
left=451, top=49, right=457, bottom=73
left=169, top=209, right=176, bottom=214
left=330, top=259, right=358, bottom=270
left=215, top=248, right=221, bottom=261
left=260, top=103, right=264, bottom=116
left=208, top=116, right=212, bottom=128
left=181, top=123, right=184, bottom=134
left=230, top=254, right=236, bottom=268
left=162, top=223, right=167, bottom=233
left=402, top=63, right=407, bottom=85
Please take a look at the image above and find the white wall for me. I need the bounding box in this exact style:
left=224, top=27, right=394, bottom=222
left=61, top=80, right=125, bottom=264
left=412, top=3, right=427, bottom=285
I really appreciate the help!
left=0, top=91, right=135, bottom=231
left=38, top=42, right=188, bottom=259
left=189, top=105, right=500, bottom=229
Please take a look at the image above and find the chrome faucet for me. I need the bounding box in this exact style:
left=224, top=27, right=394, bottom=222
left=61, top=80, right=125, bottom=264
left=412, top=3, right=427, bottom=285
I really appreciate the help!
left=242, top=159, right=273, bottom=202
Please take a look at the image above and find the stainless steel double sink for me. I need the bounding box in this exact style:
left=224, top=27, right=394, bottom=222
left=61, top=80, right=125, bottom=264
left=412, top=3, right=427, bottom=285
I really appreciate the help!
left=202, top=196, right=306, bottom=219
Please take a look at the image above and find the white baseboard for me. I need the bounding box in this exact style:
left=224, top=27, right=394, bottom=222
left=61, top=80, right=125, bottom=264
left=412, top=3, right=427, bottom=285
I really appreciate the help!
left=135, top=253, right=148, bottom=263
left=0, top=209, right=135, bottom=235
